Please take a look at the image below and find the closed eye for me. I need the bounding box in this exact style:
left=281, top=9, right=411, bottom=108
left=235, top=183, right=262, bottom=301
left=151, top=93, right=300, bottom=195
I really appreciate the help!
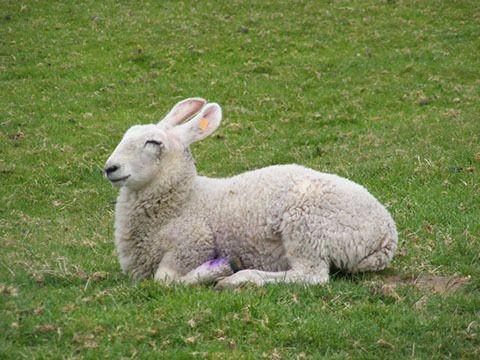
left=145, top=140, right=163, bottom=146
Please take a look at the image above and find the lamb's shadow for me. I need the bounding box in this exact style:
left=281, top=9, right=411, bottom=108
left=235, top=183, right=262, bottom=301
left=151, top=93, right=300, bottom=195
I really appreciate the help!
left=329, top=265, right=396, bottom=283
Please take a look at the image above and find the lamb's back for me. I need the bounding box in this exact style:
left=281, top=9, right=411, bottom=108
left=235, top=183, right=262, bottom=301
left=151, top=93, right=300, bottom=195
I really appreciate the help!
left=195, top=164, right=374, bottom=219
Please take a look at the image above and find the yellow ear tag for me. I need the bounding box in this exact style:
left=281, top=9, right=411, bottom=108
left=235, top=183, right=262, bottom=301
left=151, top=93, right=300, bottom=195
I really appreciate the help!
left=199, top=118, right=209, bottom=131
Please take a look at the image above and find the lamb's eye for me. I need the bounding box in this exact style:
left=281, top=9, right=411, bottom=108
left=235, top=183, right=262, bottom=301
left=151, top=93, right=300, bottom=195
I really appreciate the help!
left=145, top=140, right=163, bottom=147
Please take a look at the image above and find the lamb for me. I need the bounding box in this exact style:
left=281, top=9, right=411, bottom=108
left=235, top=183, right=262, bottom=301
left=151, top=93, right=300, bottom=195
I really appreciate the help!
left=104, top=98, right=397, bottom=288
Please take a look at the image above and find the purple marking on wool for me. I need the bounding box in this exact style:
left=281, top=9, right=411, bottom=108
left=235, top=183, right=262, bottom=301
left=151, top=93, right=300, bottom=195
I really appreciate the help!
left=204, top=258, right=229, bottom=268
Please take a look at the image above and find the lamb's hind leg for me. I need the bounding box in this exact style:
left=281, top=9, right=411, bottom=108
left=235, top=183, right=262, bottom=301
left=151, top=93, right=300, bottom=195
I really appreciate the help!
left=215, top=260, right=329, bottom=289
left=349, top=233, right=397, bottom=273
left=215, top=200, right=333, bottom=289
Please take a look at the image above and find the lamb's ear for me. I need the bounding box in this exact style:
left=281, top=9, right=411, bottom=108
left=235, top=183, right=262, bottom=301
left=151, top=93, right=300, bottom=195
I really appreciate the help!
left=171, top=103, right=222, bottom=145
left=158, top=97, right=206, bottom=128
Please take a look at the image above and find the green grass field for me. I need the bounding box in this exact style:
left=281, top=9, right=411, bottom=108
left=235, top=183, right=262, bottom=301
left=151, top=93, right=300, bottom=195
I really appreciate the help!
left=1, top=0, right=479, bottom=358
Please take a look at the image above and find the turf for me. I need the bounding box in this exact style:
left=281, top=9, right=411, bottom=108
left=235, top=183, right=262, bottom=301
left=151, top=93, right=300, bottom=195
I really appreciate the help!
left=1, top=0, right=479, bottom=358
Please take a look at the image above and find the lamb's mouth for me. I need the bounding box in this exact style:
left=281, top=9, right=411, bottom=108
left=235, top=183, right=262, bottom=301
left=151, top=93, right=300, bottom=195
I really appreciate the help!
left=109, top=175, right=130, bottom=183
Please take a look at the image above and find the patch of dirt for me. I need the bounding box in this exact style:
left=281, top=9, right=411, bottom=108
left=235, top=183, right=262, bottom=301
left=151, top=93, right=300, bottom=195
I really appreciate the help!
left=371, top=283, right=404, bottom=301
left=8, top=131, right=25, bottom=141
left=73, top=333, right=99, bottom=349
left=382, top=274, right=471, bottom=294
left=36, top=324, right=57, bottom=333
left=0, top=284, right=19, bottom=296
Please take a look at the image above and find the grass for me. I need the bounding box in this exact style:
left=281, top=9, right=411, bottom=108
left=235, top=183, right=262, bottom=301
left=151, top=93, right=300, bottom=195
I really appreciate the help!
left=1, top=0, right=479, bottom=358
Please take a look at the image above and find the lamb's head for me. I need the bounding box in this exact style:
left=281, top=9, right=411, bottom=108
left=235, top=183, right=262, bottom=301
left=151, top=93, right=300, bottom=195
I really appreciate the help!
left=104, top=98, right=222, bottom=191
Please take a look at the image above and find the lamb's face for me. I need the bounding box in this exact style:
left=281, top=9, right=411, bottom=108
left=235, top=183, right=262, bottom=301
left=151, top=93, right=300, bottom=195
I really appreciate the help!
left=104, top=98, right=222, bottom=191
left=105, top=125, right=165, bottom=188
left=104, top=124, right=178, bottom=190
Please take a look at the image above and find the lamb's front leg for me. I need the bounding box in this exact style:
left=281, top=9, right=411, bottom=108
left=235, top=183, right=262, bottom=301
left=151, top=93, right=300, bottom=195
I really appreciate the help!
left=154, top=222, right=233, bottom=285
left=154, top=253, right=234, bottom=285
left=154, top=251, right=183, bottom=283
left=180, top=258, right=234, bottom=285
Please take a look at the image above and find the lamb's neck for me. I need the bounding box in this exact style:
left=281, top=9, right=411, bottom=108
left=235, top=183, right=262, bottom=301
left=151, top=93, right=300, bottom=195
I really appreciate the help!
left=149, top=183, right=191, bottom=216
left=114, top=175, right=196, bottom=279
left=125, top=176, right=195, bottom=218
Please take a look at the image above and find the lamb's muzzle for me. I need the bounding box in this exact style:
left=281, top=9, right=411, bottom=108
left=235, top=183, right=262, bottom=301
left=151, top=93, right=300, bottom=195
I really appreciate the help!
left=104, top=164, right=119, bottom=175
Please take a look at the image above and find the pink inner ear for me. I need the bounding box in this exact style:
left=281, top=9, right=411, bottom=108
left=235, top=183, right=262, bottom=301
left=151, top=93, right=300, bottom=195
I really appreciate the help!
left=173, top=100, right=205, bottom=122
left=202, top=105, right=217, bottom=119
left=162, top=98, right=206, bottom=127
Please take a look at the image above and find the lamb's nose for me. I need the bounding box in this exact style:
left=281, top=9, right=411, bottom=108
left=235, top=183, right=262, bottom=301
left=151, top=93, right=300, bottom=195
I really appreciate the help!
left=105, top=165, right=119, bottom=175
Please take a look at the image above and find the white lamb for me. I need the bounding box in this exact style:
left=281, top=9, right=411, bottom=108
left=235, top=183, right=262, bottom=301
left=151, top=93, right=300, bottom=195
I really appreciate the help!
left=104, top=98, right=397, bottom=288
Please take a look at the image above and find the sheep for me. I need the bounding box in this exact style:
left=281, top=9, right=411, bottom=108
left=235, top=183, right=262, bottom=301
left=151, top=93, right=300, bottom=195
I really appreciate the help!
left=104, top=98, right=397, bottom=288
